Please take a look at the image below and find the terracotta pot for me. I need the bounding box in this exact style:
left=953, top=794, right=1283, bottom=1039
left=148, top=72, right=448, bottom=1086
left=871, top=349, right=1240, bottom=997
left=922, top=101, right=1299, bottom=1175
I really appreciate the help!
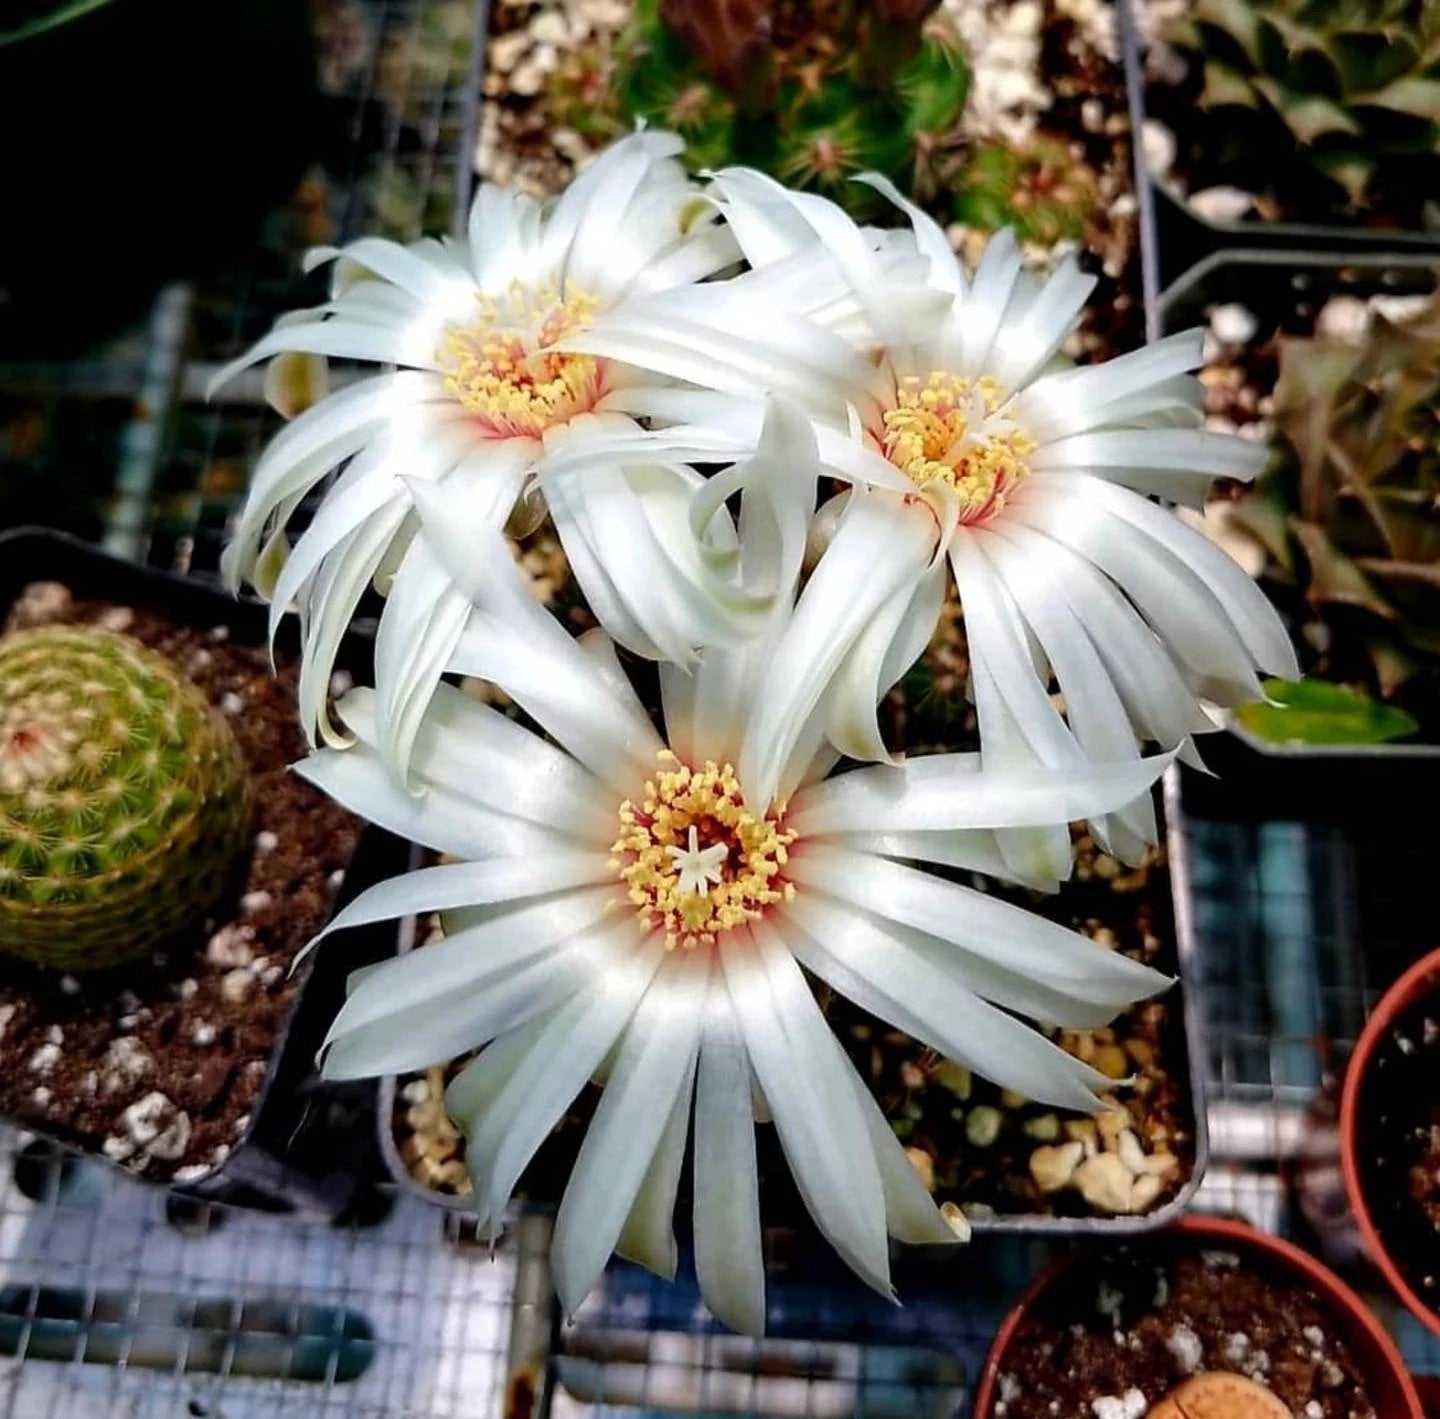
left=1341, top=946, right=1440, bottom=1342
left=972, top=1215, right=1422, bottom=1418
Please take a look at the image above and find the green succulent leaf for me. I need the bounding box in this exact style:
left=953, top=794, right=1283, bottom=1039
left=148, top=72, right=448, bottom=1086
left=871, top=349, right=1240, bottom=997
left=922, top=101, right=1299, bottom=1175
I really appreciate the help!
left=1354, top=75, right=1440, bottom=120
left=1194, top=0, right=1265, bottom=64
left=1201, top=61, right=1262, bottom=108
left=1292, top=518, right=1399, bottom=620
left=1236, top=676, right=1419, bottom=744
left=897, top=34, right=970, bottom=136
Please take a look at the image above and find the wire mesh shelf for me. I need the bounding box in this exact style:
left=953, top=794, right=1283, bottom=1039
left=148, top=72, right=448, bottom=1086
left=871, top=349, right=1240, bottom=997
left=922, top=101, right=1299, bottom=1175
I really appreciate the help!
left=3, top=0, right=1440, bottom=1414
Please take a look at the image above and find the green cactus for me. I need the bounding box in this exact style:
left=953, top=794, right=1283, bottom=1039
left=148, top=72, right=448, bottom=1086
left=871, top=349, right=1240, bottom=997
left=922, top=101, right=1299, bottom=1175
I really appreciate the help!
left=0, top=625, right=252, bottom=970
left=951, top=135, right=1101, bottom=245
left=1232, top=292, right=1440, bottom=731
left=1166, top=0, right=1440, bottom=220
left=611, top=0, right=970, bottom=218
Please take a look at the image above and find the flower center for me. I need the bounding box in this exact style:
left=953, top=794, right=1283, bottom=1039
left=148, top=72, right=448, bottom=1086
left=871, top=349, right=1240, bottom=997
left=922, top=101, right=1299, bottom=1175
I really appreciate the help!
left=611, top=751, right=796, bottom=952
left=437, top=280, right=604, bottom=439
left=881, top=371, right=1035, bottom=526
left=0, top=695, right=82, bottom=794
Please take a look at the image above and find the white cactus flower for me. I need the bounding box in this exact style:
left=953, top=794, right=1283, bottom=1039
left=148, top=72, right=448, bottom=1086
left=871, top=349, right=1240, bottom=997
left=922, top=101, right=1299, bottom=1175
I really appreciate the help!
left=213, top=130, right=785, bottom=780
left=296, top=403, right=1172, bottom=1336
left=568, top=169, right=1297, bottom=881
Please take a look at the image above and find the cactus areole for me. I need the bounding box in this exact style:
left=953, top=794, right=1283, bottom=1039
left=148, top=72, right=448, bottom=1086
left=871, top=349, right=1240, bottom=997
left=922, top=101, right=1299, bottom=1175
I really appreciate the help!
left=0, top=625, right=252, bottom=971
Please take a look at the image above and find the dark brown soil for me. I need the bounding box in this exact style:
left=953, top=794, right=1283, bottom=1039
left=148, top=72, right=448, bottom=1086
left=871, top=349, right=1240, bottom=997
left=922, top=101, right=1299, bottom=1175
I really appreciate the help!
left=993, top=1239, right=1379, bottom=1419
left=0, top=581, right=360, bottom=1183
left=1355, top=981, right=1440, bottom=1317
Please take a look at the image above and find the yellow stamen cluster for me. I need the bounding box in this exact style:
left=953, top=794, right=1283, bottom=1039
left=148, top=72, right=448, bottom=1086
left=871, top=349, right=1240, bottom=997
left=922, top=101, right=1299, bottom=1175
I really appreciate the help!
left=882, top=371, right=1035, bottom=525
left=437, top=280, right=602, bottom=438
left=610, top=750, right=797, bottom=952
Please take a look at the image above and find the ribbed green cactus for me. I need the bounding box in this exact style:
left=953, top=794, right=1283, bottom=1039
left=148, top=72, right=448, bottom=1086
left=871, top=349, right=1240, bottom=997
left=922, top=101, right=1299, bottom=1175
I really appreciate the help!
left=1233, top=292, right=1440, bottom=729
left=611, top=0, right=970, bottom=218
left=951, top=136, right=1101, bottom=245
left=1166, top=0, right=1440, bottom=218
left=0, top=626, right=252, bottom=970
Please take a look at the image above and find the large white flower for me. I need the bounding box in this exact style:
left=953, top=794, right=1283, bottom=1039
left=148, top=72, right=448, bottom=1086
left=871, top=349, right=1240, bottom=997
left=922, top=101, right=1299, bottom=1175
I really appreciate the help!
left=568, top=170, right=1298, bottom=878
left=297, top=405, right=1172, bottom=1335
left=213, top=130, right=781, bottom=778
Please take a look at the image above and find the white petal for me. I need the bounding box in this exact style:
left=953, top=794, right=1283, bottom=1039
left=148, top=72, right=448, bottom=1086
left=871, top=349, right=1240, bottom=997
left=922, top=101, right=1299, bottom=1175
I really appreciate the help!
left=788, top=845, right=1168, bottom=1010
left=740, top=491, right=937, bottom=811
left=616, top=1051, right=697, bottom=1280
left=781, top=894, right=1114, bottom=1112
left=824, top=827, right=1061, bottom=893
left=957, top=228, right=1022, bottom=376
left=455, top=926, right=665, bottom=1225
left=988, top=255, right=1095, bottom=392
left=720, top=924, right=893, bottom=1298
left=692, top=986, right=766, bottom=1336
left=295, top=743, right=584, bottom=861
left=550, top=947, right=711, bottom=1317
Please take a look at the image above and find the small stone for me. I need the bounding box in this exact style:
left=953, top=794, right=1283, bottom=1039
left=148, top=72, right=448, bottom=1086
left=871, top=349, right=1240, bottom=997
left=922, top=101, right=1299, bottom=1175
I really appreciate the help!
left=965, top=1105, right=1003, bottom=1149
left=97, top=606, right=135, bottom=633
left=122, top=1092, right=172, bottom=1146
left=147, top=1110, right=192, bottom=1162
left=1075, top=1153, right=1136, bottom=1213
left=900, top=1060, right=926, bottom=1091
left=220, top=968, right=254, bottom=1003
left=118, top=1014, right=140, bottom=1031
left=1123, top=1038, right=1155, bottom=1068
left=1097, top=1105, right=1130, bottom=1150
left=206, top=923, right=255, bottom=968
left=1188, top=185, right=1256, bottom=223
left=1030, top=1141, right=1085, bottom=1193
left=178, top=978, right=199, bottom=1000
left=0, top=1004, right=14, bottom=1040
left=1000, top=1089, right=1028, bottom=1110
left=933, top=1060, right=971, bottom=1099
left=219, top=692, right=244, bottom=716
left=1166, top=1324, right=1203, bottom=1375
left=904, top=1147, right=935, bottom=1190
left=939, top=1201, right=971, bottom=1240
left=192, top=1023, right=217, bottom=1047
left=1130, top=1173, right=1165, bottom=1212
left=1094, top=1045, right=1130, bottom=1080
left=44, top=1024, right=63, bottom=1045
left=102, top=1134, right=138, bottom=1162
left=30, top=1087, right=52, bottom=1108
left=172, top=1164, right=212, bottom=1183
left=28, top=1043, right=61, bottom=1075
left=1301, top=1325, right=1325, bottom=1350
left=1209, top=302, right=1258, bottom=345
left=255, top=830, right=278, bottom=854
left=59, top=976, right=81, bottom=996
left=239, top=891, right=272, bottom=915
left=209, top=625, right=230, bottom=642
left=232, top=1113, right=252, bottom=1137
left=1023, top=1113, right=1060, bottom=1142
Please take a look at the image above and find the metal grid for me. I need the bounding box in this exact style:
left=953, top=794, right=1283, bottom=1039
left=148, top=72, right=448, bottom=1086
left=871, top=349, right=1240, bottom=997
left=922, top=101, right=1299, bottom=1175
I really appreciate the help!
left=4, top=2, right=1440, bottom=1416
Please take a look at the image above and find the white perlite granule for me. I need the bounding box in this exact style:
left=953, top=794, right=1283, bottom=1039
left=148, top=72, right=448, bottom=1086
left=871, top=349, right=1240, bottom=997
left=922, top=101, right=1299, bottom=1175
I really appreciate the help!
left=1164, top=1323, right=1203, bottom=1375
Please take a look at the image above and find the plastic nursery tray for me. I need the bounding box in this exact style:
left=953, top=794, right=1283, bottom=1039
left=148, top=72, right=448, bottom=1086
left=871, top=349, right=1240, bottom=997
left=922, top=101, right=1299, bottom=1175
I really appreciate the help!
left=1157, top=246, right=1440, bottom=767
left=1119, top=0, right=1440, bottom=301
left=0, top=526, right=410, bottom=1218
left=375, top=774, right=1210, bottom=1238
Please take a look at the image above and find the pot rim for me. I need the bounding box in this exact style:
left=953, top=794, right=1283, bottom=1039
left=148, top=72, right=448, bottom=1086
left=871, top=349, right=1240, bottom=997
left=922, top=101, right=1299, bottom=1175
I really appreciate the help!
left=971, top=1214, right=1424, bottom=1418
left=1340, top=945, right=1440, bottom=1341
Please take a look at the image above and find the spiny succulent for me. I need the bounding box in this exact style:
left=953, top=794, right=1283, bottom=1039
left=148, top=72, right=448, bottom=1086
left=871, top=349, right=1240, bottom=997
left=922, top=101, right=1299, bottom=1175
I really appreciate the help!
left=1233, top=292, right=1440, bottom=731
left=951, top=134, right=1102, bottom=246
left=0, top=625, right=252, bottom=971
left=612, top=0, right=970, bottom=218
left=1166, top=0, right=1440, bottom=222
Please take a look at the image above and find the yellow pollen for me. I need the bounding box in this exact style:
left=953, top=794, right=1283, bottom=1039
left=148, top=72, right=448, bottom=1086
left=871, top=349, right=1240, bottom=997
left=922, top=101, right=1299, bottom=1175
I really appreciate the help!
left=437, top=279, right=603, bottom=438
left=611, top=749, right=797, bottom=952
left=881, top=371, right=1035, bottom=525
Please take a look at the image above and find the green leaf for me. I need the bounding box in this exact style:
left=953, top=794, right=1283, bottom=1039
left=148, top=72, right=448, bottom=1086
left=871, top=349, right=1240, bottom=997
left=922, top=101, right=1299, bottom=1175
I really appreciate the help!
left=1194, top=0, right=1264, bottom=64
left=896, top=33, right=970, bottom=136
left=1279, top=94, right=1365, bottom=142
left=0, top=0, right=115, bottom=47
left=1236, top=676, right=1419, bottom=744
left=1202, top=62, right=1262, bottom=110
left=1354, top=76, right=1440, bottom=120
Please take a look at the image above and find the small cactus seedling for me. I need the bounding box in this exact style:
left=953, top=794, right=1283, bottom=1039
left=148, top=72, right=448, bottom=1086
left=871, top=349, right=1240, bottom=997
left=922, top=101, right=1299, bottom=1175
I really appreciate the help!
left=951, top=135, right=1102, bottom=246
left=612, top=0, right=970, bottom=218
left=0, top=625, right=252, bottom=971
left=1165, top=0, right=1440, bottom=223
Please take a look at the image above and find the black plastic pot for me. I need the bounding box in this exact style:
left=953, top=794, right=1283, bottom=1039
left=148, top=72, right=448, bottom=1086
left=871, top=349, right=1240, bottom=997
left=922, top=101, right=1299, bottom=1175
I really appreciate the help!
left=0, top=527, right=406, bottom=1219
left=0, top=0, right=318, bottom=358
left=1121, top=0, right=1440, bottom=297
